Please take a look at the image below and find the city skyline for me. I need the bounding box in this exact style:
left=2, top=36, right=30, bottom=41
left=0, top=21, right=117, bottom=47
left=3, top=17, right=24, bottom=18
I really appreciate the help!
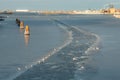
left=0, top=0, right=120, bottom=10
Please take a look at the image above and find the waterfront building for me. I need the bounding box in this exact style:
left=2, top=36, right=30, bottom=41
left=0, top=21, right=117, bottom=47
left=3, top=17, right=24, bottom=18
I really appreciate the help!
left=109, top=8, right=116, bottom=14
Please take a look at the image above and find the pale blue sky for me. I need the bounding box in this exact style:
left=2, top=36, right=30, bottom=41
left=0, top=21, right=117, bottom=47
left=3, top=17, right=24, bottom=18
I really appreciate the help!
left=0, top=0, right=120, bottom=10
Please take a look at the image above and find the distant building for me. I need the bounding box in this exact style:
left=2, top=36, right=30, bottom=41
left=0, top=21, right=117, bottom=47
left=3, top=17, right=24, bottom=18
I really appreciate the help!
left=101, top=8, right=116, bottom=14
left=109, top=8, right=116, bottom=14
left=16, top=9, right=29, bottom=12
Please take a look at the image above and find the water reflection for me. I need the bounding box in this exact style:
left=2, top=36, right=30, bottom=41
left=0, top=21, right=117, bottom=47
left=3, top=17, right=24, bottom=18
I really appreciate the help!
left=19, top=28, right=24, bottom=33
left=24, top=35, right=30, bottom=46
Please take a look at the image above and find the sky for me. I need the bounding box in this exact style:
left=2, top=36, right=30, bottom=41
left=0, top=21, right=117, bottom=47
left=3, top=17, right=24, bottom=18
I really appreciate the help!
left=0, top=0, right=120, bottom=11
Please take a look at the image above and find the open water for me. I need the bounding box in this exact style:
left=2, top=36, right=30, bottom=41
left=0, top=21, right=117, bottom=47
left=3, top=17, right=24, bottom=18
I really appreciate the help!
left=0, top=13, right=120, bottom=80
